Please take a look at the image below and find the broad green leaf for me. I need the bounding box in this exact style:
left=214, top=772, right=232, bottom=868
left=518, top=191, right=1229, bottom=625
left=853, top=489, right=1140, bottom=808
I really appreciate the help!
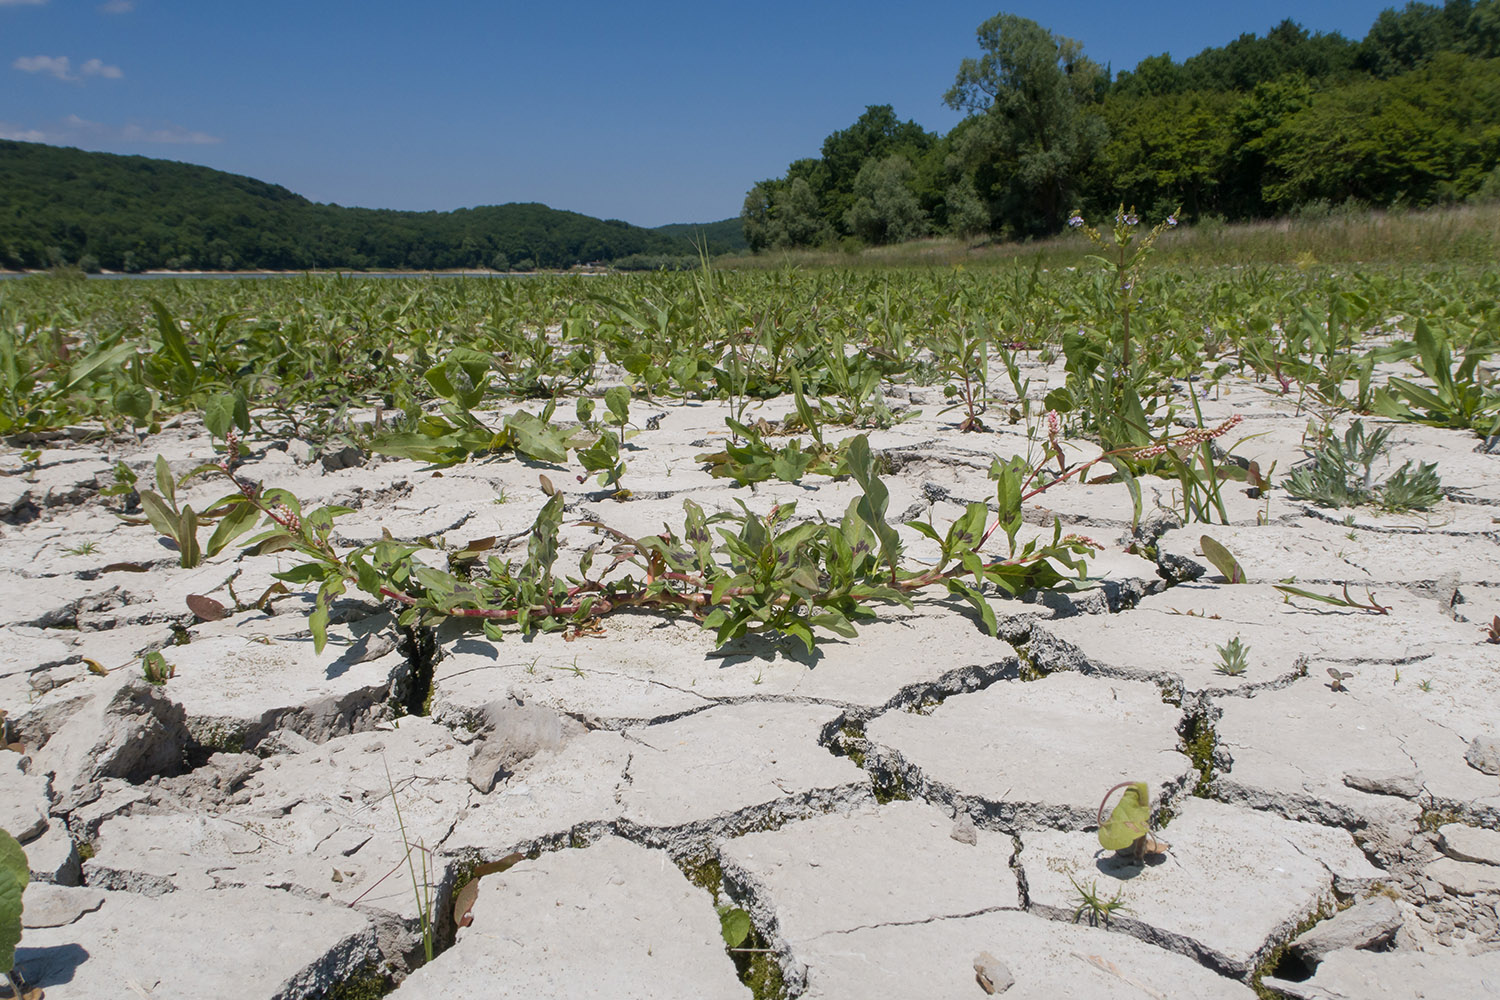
left=62, top=339, right=136, bottom=390
left=205, top=498, right=262, bottom=557
left=0, top=827, right=27, bottom=974
left=1413, top=318, right=1451, bottom=392
left=272, top=563, right=328, bottom=585
left=203, top=391, right=249, bottom=439
left=780, top=619, right=815, bottom=654
left=1199, top=535, right=1245, bottom=584
left=604, top=386, right=631, bottom=426
left=1097, top=782, right=1150, bottom=852
left=137, top=490, right=180, bottom=542
left=719, top=907, right=753, bottom=949
left=112, top=383, right=154, bottom=423
left=505, top=410, right=570, bottom=464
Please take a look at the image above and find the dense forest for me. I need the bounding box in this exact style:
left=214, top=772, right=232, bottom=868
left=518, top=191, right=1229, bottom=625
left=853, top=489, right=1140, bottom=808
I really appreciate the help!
left=743, top=0, right=1500, bottom=249
left=0, top=141, right=738, bottom=272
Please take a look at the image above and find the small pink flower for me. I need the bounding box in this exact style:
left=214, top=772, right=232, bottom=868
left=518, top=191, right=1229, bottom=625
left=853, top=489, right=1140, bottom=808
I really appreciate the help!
left=272, top=504, right=300, bottom=532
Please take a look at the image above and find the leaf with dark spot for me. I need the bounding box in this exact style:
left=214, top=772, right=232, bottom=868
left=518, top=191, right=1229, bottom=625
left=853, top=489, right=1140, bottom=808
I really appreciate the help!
left=186, top=594, right=228, bottom=621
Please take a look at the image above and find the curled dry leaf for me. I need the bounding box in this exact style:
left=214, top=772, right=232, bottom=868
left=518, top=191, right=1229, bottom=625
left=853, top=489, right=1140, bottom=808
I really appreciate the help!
left=452, top=852, right=526, bottom=928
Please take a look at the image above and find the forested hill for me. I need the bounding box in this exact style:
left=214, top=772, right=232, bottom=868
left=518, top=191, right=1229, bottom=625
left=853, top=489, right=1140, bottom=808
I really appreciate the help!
left=0, top=140, right=707, bottom=272
left=651, top=218, right=749, bottom=255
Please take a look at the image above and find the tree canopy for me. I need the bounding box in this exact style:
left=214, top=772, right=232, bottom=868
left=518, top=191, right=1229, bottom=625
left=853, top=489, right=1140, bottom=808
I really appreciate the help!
left=742, top=3, right=1500, bottom=248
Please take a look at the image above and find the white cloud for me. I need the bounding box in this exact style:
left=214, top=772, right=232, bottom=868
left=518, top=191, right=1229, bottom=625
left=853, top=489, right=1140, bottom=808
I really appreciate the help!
left=13, top=54, right=72, bottom=80
left=80, top=58, right=123, bottom=78
left=99, top=0, right=134, bottom=11
left=0, top=123, right=51, bottom=141
left=12, top=54, right=123, bottom=82
left=1, top=114, right=221, bottom=145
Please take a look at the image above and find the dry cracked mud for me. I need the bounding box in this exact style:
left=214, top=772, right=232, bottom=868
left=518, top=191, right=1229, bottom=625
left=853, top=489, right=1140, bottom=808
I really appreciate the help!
left=3, top=369, right=1500, bottom=1000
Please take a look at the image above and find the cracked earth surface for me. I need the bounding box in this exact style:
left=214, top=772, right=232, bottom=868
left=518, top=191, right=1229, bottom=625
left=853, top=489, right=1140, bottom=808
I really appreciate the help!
left=4, top=364, right=1500, bottom=999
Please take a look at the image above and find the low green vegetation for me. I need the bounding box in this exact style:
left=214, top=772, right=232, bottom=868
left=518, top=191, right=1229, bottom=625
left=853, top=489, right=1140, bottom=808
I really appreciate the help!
left=1, top=828, right=27, bottom=997
left=3, top=204, right=1496, bottom=655
left=1215, top=637, right=1251, bottom=677
left=1283, top=420, right=1444, bottom=511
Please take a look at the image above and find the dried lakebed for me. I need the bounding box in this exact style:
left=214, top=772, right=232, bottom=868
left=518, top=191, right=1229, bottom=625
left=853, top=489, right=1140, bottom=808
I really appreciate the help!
left=3, top=381, right=1499, bottom=1000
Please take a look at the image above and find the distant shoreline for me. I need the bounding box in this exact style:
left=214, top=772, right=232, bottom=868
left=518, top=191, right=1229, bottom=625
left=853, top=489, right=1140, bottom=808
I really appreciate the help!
left=0, top=267, right=613, bottom=278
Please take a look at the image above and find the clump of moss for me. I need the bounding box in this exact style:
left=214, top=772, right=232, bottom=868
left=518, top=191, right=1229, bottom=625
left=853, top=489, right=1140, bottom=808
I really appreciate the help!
left=872, top=767, right=911, bottom=805
left=1249, top=900, right=1335, bottom=998
left=834, top=722, right=867, bottom=768
left=1178, top=713, right=1219, bottom=798
left=738, top=940, right=787, bottom=1000
left=1418, top=808, right=1465, bottom=832
left=1013, top=645, right=1053, bottom=682
left=678, top=855, right=725, bottom=902
left=326, top=965, right=395, bottom=1000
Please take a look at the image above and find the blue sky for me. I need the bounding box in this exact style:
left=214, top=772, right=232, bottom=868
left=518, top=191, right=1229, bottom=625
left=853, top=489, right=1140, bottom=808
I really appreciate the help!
left=2, top=1, right=1403, bottom=226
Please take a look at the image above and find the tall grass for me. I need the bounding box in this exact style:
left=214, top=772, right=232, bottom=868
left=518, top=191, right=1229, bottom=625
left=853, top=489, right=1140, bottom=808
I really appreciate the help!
left=724, top=200, right=1500, bottom=271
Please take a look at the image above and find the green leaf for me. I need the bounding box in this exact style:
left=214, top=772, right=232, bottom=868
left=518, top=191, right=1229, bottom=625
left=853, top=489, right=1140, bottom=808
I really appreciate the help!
left=1097, top=782, right=1150, bottom=852
left=204, top=392, right=235, bottom=440
left=272, top=562, right=328, bottom=585
left=149, top=298, right=196, bottom=385
left=718, top=906, right=752, bottom=949
left=62, top=339, right=136, bottom=391
left=791, top=370, right=824, bottom=447
left=1413, top=318, right=1452, bottom=392
left=780, top=619, right=815, bottom=654
left=505, top=410, right=571, bottom=464
left=0, top=827, right=28, bottom=974
left=309, top=604, right=330, bottom=654
left=154, top=454, right=175, bottom=506
left=771, top=442, right=814, bottom=483
left=112, top=383, right=154, bottom=422
left=137, top=490, right=181, bottom=542
left=604, top=385, right=631, bottom=426
left=178, top=505, right=201, bottom=568
left=1106, top=456, right=1142, bottom=530
left=205, top=498, right=262, bottom=557
left=946, top=578, right=998, bottom=636
left=1199, top=535, right=1245, bottom=584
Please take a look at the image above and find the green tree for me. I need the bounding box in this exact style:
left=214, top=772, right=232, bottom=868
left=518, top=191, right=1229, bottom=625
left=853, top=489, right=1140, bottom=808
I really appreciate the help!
left=741, top=181, right=783, bottom=252
left=740, top=177, right=832, bottom=251
left=844, top=155, right=929, bottom=244
left=944, top=173, right=990, bottom=237
left=1357, top=1, right=1472, bottom=77
left=1465, top=0, right=1500, bottom=57
left=1095, top=90, right=1236, bottom=218
left=1259, top=52, right=1500, bottom=208
left=819, top=106, right=937, bottom=231
left=776, top=176, right=835, bottom=247
left=945, top=13, right=1107, bottom=234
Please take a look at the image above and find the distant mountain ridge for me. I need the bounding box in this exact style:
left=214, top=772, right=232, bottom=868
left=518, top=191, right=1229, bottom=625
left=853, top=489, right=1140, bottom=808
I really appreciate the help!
left=0, top=140, right=739, bottom=271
